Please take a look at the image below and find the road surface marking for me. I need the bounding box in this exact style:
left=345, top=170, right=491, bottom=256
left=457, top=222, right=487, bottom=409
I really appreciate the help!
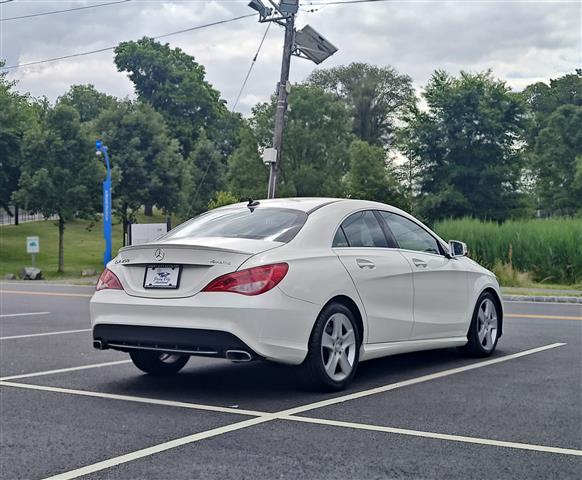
left=0, top=311, right=50, bottom=318
left=39, top=343, right=566, bottom=479
left=42, top=417, right=274, bottom=480
left=507, top=313, right=582, bottom=321
left=0, top=329, right=91, bottom=340
left=0, top=381, right=265, bottom=417
left=0, top=290, right=92, bottom=298
left=285, top=416, right=582, bottom=457
left=0, top=360, right=131, bottom=381
left=505, top=300, right=582, bottom=306
left=281, top=343, right=566, bottom=416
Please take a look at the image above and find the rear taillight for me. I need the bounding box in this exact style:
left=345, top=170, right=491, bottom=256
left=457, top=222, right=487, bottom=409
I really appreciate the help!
left=96, top=268, right=123, bottom=291
left=202, top=263, right=289, bottom=296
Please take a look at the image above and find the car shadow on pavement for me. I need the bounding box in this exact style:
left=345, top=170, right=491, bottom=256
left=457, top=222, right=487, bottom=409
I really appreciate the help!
left=106, top=347, right=501, bottom=409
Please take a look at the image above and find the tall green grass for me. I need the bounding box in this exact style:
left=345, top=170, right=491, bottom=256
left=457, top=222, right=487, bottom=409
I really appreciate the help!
left=434, top=218, right=582, bottom=285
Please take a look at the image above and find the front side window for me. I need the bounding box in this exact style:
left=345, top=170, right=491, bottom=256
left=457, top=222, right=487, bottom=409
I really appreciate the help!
left=333, top=211, right=389, bottom=248
left=165, top=208, right=307, bottom=243
left=379, top=212, right=441, bottom=254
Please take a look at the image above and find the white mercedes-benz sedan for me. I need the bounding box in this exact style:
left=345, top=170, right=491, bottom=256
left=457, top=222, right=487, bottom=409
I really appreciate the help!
left=91, top=198, right=503, bottom=390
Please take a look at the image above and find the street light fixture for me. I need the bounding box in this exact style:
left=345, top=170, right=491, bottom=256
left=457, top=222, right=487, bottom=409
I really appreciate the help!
left=248, top=0, right=273, bottom=20
left=294, top=25, right=338, bottom=65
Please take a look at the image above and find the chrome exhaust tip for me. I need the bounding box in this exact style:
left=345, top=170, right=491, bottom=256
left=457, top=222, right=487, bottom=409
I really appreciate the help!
left=225, top=350, right=253, bottom=363
left=93, top=339, right=105, bottom=350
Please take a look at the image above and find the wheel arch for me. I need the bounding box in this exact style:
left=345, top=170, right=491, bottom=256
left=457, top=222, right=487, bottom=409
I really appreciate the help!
left=321, top=295, right=365, bottom=345
left=481, top=287, right=504, bottom=338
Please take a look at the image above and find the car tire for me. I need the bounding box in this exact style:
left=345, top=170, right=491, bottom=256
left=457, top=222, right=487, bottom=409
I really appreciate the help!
left=300, top=303, right=360, bottom=391
left=462, top=292, right=500, bottom=357
left=129, top=350, right=189, bottom=375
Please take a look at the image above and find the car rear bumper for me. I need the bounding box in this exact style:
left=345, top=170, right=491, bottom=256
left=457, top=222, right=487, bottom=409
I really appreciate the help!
left=90, top=288, right=320, bottom=365
left=93, top=324, right=257, bottom=359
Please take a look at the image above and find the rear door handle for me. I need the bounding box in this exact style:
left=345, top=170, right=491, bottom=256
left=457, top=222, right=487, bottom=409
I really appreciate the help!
left=412, top=258, right=428, bottom=268
left=356, top=258, right=376, bottom=270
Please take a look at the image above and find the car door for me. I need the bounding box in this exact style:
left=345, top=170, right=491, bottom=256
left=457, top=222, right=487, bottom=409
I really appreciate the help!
left=332, top=210, right=414, bottom=344
left=378, top=212, right=469, bottom=340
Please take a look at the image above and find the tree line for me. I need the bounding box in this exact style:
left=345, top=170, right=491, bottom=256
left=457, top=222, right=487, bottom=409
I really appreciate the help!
left=1, top=38, right=580, bottom=271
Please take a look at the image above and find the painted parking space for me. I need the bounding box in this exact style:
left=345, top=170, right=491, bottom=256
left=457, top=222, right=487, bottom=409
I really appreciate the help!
left=0, top=285, right=581, bottom=479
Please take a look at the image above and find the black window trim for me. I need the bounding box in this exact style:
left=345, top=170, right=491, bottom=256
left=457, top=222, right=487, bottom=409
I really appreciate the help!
left=376, top=211, right=447, bottom=257
left=332, top=209, right=398, bottom=249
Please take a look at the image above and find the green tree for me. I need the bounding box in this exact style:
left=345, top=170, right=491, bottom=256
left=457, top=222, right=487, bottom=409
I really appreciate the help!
left=0, top=63, right=38, bottom=220
left=251, top=84, right=353, bottom=197
left=401, top=71, right=527, bottom=222
left=345, top=140, right=403, bottom=206
left=208, top=191, right=239, bottom=210
left=58, top=84, right=117, bottom=123
left=308, top=63, right=415, bottom=147
left=185, top=131, right=225, bottom=215
left=14, top=104, right=101, bottom=272
left=114, top=38, right=224, bottom=156
left=521, top=70, right=581, bottom=141
left=226, top=126, right=268, bottom=200
left=531, top=105, right=582, bottom=214
left=94, top=101, right=185, bottom=230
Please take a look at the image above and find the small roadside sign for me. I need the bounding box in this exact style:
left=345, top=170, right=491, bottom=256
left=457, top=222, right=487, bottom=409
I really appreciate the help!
left=27, top=236, right=40, bottom=254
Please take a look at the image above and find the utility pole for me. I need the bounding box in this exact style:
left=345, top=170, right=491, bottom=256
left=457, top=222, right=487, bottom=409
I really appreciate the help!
left=267, top=13, right=295, bottom=199
left=248, top=0, right=337, bottom=198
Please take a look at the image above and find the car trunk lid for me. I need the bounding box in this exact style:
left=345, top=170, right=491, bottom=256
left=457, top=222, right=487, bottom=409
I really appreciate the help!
left=116, top=237, right=283, bottom=298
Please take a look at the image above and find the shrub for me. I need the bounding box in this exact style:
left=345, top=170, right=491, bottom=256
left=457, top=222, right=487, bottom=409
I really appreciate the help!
left=434, top=217, right=582, bottom=285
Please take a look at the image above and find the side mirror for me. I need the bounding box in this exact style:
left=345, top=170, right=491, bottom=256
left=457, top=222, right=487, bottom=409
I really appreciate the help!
left=449, top=240, right=468, bottom=258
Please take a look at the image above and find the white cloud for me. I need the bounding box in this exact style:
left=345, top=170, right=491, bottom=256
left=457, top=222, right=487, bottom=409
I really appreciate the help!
left=1, top=0, right=579, bottom=114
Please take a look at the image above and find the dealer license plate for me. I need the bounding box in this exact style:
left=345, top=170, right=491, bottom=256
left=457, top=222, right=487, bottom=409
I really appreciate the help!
left=144, top=264, right=181, bottom=289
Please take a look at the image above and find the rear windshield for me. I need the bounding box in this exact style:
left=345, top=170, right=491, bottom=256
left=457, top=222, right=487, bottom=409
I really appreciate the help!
left=164, top=208, right=308, bottom=243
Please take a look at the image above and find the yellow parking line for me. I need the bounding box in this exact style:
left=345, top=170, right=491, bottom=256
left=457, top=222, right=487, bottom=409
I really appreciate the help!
left=0, top=290, right=92, bottom=298
left=507, top=313, right=582, bottom=321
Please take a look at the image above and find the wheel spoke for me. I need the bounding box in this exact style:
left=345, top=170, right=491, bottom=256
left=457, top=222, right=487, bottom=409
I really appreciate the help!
left=322, top=332, right=334, bottom=350
left=478, top=325, right=487, bottom=343
left=332, top=316, right=342, bottom=339
left=342, top=329, right=356, bottom=347
left=484, top=300, right=492, bottom=318
left=338, top=351, right=352, bottom=375
left=485, top=328, right=493, bottom=347
left=325, top=352, right=340, bottom=376
left=490, top=327, right=497, bottom=344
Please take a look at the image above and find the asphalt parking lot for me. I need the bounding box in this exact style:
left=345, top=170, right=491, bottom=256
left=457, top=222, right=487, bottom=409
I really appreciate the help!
left=1, top=282, right=581, bottom=480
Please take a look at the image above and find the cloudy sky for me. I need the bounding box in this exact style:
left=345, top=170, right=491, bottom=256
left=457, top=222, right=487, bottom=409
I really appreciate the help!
left=1, top=0, right=580, bottom=114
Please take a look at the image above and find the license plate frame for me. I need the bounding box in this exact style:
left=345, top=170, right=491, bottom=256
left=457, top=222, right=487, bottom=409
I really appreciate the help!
left=143, top=264, right=182, bottom=289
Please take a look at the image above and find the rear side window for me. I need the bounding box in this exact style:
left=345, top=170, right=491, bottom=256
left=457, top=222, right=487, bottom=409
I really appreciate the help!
left=333, top=211, right=389, bottom=248
left=165, top=208, right=307, bottom=243
left=379, top=212, right=441, bottom=254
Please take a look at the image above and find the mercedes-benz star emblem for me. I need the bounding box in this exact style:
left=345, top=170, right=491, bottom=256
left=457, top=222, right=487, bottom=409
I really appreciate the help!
left=154, top=248, right=165, bottom=261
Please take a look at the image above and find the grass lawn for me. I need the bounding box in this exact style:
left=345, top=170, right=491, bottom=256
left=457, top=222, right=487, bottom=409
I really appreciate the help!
left=0, top=212, right=169, bottom=279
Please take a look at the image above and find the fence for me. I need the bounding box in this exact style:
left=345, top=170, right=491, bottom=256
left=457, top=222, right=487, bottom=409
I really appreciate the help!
left=0, top=206, right=58, bottom=226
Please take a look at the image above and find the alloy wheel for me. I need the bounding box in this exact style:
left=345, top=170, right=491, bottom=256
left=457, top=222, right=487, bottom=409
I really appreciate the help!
left=477, top=298, right=498, bottom=352
left=321, top=313, right=357, bottom=382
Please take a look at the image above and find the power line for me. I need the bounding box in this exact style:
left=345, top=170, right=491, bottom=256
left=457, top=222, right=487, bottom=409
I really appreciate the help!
left=301, top=0, right=391, bottom=5
left=1, top=13, right=256, bottom=71
left=191, top=22, right=272, bottom=206
left=1, top=0, right=133, bottom=22
left=0, top=0, right=15, bottom=4
left=231, top=22, right=271, bottom=112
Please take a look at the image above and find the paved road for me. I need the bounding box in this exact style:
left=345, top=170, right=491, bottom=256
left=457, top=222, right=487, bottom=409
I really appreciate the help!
left=1, top=282, right=581, bottom=479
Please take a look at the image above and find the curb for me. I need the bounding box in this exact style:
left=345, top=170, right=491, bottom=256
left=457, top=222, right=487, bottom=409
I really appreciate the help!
left=503, top=295, right=582, bottom=304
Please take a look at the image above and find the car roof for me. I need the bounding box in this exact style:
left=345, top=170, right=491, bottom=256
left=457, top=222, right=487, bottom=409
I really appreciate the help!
left=224, top=197, right=345, bottom=213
